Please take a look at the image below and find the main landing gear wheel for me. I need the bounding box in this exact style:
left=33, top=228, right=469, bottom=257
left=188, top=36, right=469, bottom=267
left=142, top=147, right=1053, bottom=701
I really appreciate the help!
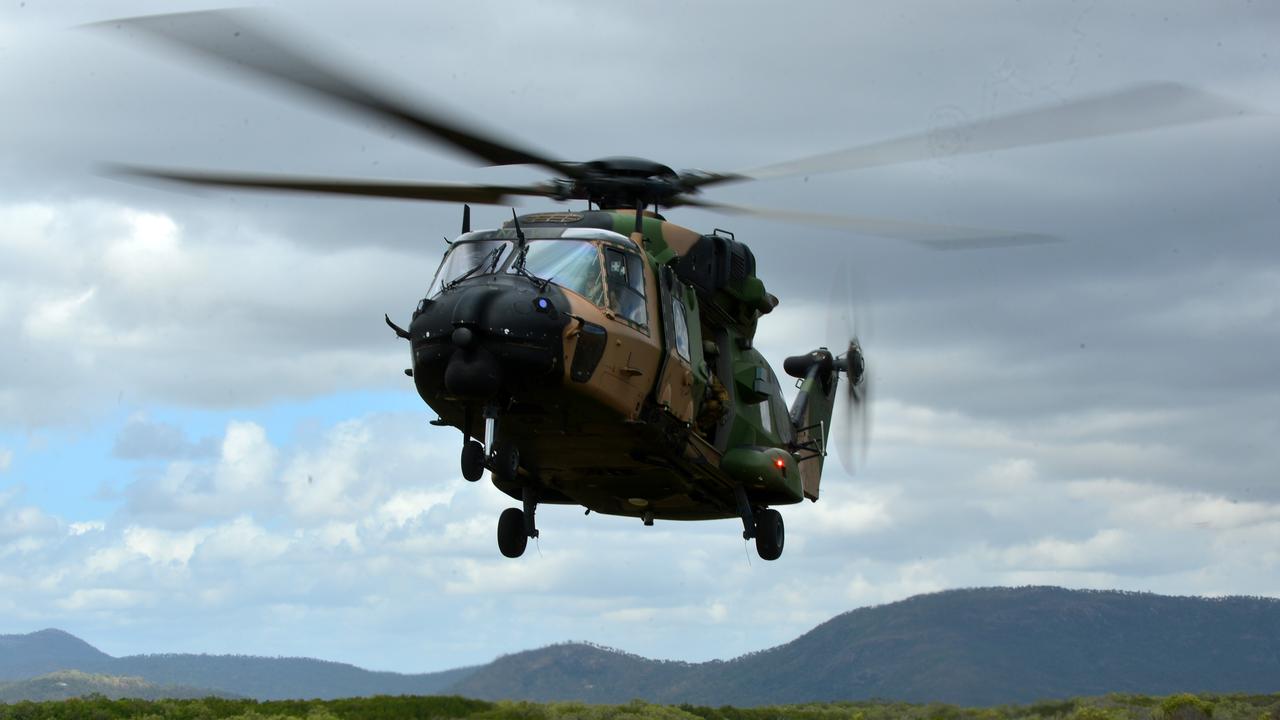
left=755, top=508, right=784, bottom=561
left=497, top=508, right=528, bottom=558
left=460, top=440, right=485, bottom=482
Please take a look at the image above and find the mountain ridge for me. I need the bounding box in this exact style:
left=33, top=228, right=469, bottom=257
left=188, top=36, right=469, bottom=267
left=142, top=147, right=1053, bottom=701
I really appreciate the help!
left=0, top=629, right=476, bottom=700
left=5, top=587, right=1279, bottom=705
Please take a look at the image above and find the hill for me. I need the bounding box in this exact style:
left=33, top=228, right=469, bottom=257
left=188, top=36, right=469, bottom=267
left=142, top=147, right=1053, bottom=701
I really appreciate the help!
left=5, top=587, right=1280, bottom=705
left=0, top=629, right=475, bottom=701
left=447, top=587, right=1280, bottom=705
left=0, top=670, right=234, bottom=702
left=107, top=654, right=476, bottom=701
left=0, top=629, right=113, bottom=681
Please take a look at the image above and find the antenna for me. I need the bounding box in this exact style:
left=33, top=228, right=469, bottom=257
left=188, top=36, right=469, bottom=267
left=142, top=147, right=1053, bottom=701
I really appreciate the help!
left=511, top=209, right=528, bottom=275
left=511, top=208, right=526, bottom=244
left=461, top=204, right=471, bottom=234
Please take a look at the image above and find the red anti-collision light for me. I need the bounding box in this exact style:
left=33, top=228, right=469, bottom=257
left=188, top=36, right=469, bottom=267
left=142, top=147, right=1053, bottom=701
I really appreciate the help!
left=773, top=457, right=786, bottom=470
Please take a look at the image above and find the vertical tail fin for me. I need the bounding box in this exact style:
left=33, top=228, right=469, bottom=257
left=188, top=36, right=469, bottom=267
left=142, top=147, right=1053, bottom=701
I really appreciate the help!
left=784, top=349, right=840, bottom=501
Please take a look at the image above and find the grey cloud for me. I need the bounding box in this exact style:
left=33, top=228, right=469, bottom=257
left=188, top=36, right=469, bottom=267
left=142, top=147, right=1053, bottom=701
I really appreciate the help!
left=1, top=0, right=1278, bottom=674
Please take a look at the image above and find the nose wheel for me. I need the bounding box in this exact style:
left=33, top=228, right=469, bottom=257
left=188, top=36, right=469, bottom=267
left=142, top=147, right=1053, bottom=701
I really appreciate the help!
left=458, top=409, right=519, bottom=484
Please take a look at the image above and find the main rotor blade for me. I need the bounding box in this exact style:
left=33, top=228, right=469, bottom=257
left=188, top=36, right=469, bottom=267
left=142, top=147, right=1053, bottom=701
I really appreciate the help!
left=107, top=165, right=554, bottom=205
left=680, top=198, right=1059, bottom=250
left=695, top=83, right=1251, bottom=187
left=89, top=10, right=579, bottom=178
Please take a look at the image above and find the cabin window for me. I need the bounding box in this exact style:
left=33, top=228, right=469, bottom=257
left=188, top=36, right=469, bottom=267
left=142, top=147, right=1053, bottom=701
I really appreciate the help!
left=427, top=240, right=512, bottom=297
left=771, top=392, right=793, bottom=443
left=759, top=392, right=773, bottom=431
left=672, top=297, right=691, bottom=361
left=512, top=239, right=606, bottom=306
left=604, top=248, right=648, bottom=329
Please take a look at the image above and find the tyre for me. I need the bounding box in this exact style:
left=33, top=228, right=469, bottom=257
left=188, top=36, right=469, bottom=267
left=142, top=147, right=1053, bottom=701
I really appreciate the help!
left=755, top=508, right=784, bottom=561
left=460, top=440, right=486, bottom=482
left=497, top=507, right=528, bottom=558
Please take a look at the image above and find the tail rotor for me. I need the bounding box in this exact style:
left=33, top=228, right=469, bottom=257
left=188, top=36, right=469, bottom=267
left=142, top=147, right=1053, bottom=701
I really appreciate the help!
left=827, top=265, right=874, bottom=475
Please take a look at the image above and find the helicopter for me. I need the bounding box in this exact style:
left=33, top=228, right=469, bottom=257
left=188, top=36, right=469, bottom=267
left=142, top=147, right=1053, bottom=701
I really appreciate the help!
left=97, top=10, right=1249, bottom=560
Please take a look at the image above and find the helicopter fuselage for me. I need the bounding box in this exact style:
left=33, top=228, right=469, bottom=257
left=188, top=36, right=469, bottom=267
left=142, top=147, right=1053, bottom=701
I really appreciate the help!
left=402, top=210, right=835, bottom=535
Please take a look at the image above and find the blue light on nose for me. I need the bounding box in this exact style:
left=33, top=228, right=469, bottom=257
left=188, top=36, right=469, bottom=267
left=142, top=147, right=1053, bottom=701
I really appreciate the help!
left=534, top=297, right=552, bottom=313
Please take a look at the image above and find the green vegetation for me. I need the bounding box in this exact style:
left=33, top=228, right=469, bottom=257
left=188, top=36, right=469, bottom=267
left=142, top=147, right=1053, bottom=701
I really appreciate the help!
left=2, top=693, right=1278, bottom=720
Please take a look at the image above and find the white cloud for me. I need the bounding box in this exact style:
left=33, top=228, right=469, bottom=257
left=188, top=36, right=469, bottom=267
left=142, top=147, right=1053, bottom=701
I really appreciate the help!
left=601, top=607, right=659, bottom=624
left=0, top=493, right=60, bottom=545
left=123, top=525, right=209, bottom=565
left=1000, top=529, right=1134, bottom=571
left=0, top=403, right=1277, bottom=671
left=214, top=422, right=277, bottom=498
left=100, top=210, right=188, bottom=290
left=283, top=420, right=377, bottom=522
left=0, top=448, right=11, bottom=472
left=804, top=485, right=897, bottom=536
left=196, top=516, right=292, bottom=564
left=0, top=200, right=423, bottom=426
left=1067, top=478, right=1280, bottom=532
left=69, top=521, right=105, bottom=536
left=57, top=588, right=153, bottom=612
left=378, top=488, right=456, bottom=528
left=23, top=286, right=97, bottom=340
left=123, top=420, right=280, bottom=523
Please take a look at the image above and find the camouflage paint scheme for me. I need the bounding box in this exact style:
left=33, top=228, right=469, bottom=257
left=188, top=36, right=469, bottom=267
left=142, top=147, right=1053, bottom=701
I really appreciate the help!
left=408, top=209, right=839, bottom=523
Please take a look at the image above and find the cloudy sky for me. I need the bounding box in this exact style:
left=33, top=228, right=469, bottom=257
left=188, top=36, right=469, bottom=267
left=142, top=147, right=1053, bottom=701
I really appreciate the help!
left=1, top=0, right=1277, bottom=674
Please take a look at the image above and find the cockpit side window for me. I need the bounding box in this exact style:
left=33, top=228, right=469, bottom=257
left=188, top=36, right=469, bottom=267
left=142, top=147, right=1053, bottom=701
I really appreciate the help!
left=604, top=248, right=648, bottom=329
left=427, top=240, right=512, bottom=297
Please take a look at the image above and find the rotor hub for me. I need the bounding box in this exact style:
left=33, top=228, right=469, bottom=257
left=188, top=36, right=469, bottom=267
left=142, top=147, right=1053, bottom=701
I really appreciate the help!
left=565, top=156, right=695, bottom=209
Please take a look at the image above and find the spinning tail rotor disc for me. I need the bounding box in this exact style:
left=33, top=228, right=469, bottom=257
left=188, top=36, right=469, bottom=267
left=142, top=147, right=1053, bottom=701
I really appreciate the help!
left=827, top=264, right=874, bottom=476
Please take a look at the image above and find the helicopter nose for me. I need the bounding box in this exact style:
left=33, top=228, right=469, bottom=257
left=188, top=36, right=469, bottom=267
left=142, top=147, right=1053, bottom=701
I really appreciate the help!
left=444, top=346, right=502, bottom=398
left=451, top=326, right=476, bottom=349
left=408, top=277, right=569, bottom=402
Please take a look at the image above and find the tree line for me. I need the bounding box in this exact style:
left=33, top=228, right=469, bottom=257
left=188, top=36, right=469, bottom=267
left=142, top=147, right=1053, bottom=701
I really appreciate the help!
left=0, top=692, right=1276, bottom=720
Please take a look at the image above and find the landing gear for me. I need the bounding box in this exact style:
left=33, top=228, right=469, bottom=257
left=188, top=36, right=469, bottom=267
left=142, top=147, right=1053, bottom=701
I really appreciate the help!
left=733, top=485, right=784, bottom=560
left=460, top=440, right=485, bottom=482
left=754, top=508, right=784, bottom=561
left=497, top=486, right=540, bottom=558
left=497, top=508, right=527, bottom=558
left=459, top=405, right=518, bottom=484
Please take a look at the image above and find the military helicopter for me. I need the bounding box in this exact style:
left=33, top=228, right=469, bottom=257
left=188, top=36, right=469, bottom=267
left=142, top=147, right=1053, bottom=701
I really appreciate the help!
left=98, top=10, right=1248, bottom=560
